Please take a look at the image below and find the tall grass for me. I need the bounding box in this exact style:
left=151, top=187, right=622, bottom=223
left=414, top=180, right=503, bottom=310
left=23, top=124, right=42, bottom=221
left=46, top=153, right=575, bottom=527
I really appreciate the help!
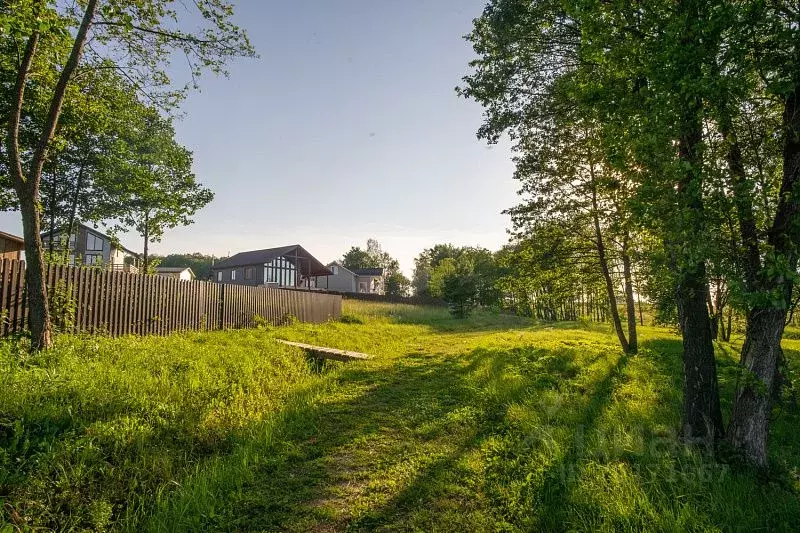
left=0, top=302, right=798, bottom=531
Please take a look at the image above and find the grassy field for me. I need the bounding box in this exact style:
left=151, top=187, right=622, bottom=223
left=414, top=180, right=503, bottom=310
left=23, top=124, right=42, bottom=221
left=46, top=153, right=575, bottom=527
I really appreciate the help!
left=1, top=301, right=799, bottom=531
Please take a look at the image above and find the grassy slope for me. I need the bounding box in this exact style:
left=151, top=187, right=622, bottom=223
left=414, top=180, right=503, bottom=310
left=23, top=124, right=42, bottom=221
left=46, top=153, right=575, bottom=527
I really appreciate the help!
left=0, top=302, right=798, bottom=532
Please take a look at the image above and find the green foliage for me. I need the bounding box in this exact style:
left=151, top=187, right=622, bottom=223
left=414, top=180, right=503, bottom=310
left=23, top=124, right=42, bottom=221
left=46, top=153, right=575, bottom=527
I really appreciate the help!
left=339, top=313, right=364, bottom=324
left=151, top=252, right=216, bottom=280
left=413, top=244, right=504, bottom=307
left=48, top=280, right=76, bottom=333
left=342, top=238, right=400, bottom=275
left=96, top=111, right=214, bottom=267
left=429, top=256, right=479, bottom=318
left=412, top=243, right=461, bottom=295
left=384, top=271, right=411, bottom=297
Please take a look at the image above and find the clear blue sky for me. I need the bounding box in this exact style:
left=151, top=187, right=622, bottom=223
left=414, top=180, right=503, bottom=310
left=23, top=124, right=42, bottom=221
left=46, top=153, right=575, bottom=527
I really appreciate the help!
left=1, top=0, right=517, bottom=276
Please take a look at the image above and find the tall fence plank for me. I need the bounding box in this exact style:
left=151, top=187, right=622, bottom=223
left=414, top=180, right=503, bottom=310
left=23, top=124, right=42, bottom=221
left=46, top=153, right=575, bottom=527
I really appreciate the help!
left=0, top=260, right=341, bottom=338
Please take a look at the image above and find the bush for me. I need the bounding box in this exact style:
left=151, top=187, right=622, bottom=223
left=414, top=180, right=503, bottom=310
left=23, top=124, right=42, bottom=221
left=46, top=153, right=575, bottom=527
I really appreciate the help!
left=429, top=256, right=478, bottom=318
left=339, top=314, right=364, bottom=324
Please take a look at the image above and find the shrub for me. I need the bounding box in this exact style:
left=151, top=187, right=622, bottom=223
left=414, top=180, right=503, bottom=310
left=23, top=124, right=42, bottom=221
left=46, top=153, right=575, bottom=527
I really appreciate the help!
left=339, top=314, right=364, bottom=324
left=429, top=256, right=478, bottom=318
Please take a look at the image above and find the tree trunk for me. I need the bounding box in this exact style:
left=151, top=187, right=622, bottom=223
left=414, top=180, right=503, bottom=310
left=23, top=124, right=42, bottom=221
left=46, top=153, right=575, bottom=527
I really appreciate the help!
left=725, top=310, right=732, bottom=342
left=621, top=237, right=638, bottom=354
left=676, top=261, right=724, bottom=443
left=727, top=308, right=786, bottom=467
left=6, top=0, right=98, bottom=351
left=19, top=194, right=52, bottom=350
left=727, top=84, right=800, bottom=466
left=590, top=169, right=630, bottom=353
left=47, top=171, right=56, bottom=256
left=143, top=211, right=150, bottom=271
left=672, top=0, right=724, bottom=444
left=707, top=290, right=719, bottom=341
left=64, top=156, right=88, bottom=262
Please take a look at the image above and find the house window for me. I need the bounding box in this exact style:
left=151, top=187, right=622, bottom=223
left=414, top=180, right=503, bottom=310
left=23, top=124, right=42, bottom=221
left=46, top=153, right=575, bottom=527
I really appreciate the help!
left=358, top=282, right=367, bottom=293
left=332, top=265, right=338, bottom=275
left=231, top=270, right=236, bottom=281
left=86, top=233, right=104, bottom=251
left=217, top=271, right=222, bottom=282
left=84, top=253, right=102, bottom=265
left=245, top=267, right=254, bottom=280
left=264, top=256, right=297, bottom=286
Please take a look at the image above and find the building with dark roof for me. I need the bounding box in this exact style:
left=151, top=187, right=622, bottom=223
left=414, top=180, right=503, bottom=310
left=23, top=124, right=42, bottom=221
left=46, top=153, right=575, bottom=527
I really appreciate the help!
left=210, top=245, right=332, bottom=288
left=40, top=222, right=140, bottom=271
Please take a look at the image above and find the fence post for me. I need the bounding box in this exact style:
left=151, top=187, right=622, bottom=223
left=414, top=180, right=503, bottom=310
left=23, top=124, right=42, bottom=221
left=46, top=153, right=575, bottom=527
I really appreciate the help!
left=218, top=282, right=225, bottom=330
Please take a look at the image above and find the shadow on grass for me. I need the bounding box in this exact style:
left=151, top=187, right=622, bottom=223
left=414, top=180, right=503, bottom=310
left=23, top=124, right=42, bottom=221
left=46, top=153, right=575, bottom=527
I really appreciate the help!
left=348, top=301, right=606, bottom=335
left=143, top=341, right=628, bottom=532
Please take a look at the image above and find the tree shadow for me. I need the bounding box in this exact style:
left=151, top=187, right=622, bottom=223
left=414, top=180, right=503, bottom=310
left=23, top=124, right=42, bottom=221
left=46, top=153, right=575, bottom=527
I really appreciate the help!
left=171, top=342, right=614, bottom=531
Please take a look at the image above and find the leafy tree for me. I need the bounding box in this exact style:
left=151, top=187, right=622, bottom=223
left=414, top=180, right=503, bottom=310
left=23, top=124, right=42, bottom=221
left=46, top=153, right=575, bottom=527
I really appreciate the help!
left=342, top=238, right=400, bottom=274
left=412, top=243, right=461, bottom=296
left=460, top=0, right=641, bottom=353
left=96, top=111, right=213, bottom=269
left=498, top=224, right=607, bottom=322
left=384, top=271, right=411, bottom=297
left=429, top=256, right=478, bottom=318
left=1, top=0, right=253, bottom=349
left=151, top=253, right=217, bottom=280
left=462, top=0, right=799, bottom=463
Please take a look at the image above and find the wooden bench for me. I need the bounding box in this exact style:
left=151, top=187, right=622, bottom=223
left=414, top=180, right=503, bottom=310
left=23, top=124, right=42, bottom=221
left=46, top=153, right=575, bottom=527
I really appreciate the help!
left=276, top=339, right=372, bottom=362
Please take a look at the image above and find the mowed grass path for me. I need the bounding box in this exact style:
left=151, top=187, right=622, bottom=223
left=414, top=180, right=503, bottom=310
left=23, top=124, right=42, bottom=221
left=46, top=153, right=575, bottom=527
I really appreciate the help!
left=2, top=302, right=799, bottom=531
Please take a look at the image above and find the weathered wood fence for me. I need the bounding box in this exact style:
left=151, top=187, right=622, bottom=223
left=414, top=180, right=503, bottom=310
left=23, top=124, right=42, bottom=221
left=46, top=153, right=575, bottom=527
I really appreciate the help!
left=0, top=259, right=341, bottom=337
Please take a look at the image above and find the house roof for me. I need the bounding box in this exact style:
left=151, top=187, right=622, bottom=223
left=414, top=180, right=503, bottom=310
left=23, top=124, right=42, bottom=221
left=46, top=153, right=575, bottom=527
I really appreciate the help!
left=0, top=231, right=24, bottom=244
left=327, top=260, right=356, bottom=276
left=212, top=245, right=332, bottom=277
left=352, top=267, right=385, bottom=276
left=155, top=266, right=194, bottom=275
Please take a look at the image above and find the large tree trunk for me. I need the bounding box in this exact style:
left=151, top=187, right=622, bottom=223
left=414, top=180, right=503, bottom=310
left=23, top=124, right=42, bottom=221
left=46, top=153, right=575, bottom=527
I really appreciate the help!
left=727, top=308, right=787, bottom=467
left=676, top=262, right=724, bottom=443
left=727, top=84, right=800, bottom=466
left=672, top=0, right=724, bottom=444
left=19, top=194, right=52, bottom=350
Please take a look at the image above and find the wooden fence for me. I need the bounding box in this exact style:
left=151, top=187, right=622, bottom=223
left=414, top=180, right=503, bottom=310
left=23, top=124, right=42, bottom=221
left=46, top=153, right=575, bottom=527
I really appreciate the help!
left=0, top=259, right=341, bottom=337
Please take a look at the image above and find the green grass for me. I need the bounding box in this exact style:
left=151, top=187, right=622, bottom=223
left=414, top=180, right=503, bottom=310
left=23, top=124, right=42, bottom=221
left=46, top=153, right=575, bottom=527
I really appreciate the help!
left=1, top=301, right=799, bottom=531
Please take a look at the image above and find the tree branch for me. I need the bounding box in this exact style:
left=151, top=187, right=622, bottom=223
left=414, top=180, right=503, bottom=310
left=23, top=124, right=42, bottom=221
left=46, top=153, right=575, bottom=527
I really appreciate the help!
left=8, top=12, right=41, bottom=190
left=29, top=0, right=100, bottom=192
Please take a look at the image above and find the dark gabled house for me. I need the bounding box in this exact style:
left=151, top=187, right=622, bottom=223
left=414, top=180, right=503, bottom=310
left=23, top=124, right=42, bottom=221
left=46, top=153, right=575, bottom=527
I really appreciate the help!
left=40, top=222, right=140, bottom=271
left=210, top=245, right=332, bottom=288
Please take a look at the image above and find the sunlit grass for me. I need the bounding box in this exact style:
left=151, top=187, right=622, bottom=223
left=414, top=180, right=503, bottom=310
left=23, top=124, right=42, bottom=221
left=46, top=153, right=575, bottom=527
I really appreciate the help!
left=0, top=302, right=798, bottom=531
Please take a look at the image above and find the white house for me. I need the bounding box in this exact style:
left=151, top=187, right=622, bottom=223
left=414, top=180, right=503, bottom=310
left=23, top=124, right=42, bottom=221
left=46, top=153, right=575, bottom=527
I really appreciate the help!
left=154, top=266, right=195, bottom=281
left=317, top=261, right=385, bottom=294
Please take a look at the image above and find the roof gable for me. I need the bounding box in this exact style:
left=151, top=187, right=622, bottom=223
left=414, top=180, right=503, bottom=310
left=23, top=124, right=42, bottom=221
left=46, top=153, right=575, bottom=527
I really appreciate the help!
left=213, top=245, right=332, bottom=277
